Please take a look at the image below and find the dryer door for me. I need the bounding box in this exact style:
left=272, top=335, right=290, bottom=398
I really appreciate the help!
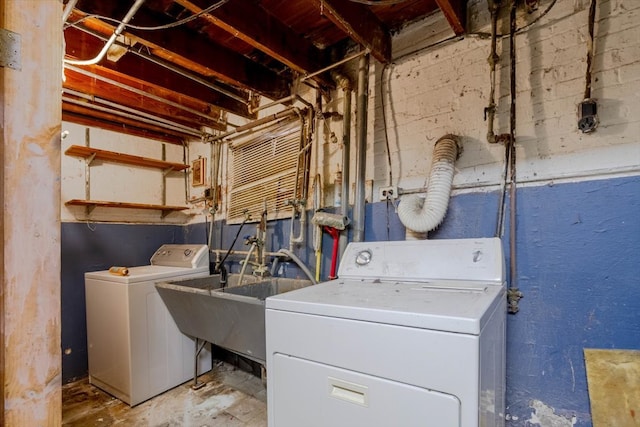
left=270, top=354, right=461, bottom=427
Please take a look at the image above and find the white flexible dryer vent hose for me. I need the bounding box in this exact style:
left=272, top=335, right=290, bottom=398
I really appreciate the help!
left=398, top=135, right=461, bottom=236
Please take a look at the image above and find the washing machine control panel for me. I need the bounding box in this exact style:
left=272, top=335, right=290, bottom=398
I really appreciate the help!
left=150, top=244, right=209, bottom=268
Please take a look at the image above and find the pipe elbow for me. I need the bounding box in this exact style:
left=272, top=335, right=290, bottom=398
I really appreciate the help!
left=330, top=71, right=352, bottom=91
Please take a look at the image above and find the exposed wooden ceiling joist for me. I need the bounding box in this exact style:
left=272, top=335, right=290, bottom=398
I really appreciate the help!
left=63, top=0, right=469, bottom=143
left=63, top=66, right=225, bottom=131
left=64, top=27, right=252, bottom=118
left=311, top=0, right=391, bottom=64
left=62, top=104, right=186, bottom=145
left=435, top=0, right=466, bottom=35
left=168, top=0, right=335, bottom=88
left=70, top=2, right=291, bottom=99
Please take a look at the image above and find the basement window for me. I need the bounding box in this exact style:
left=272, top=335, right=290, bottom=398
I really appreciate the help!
left=227, top=116, right=305, bottom=224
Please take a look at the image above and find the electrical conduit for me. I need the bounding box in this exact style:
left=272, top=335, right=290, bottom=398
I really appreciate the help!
left=397, top=135, right=461, bottom=238
left=65, top=0, right=146, bottom=66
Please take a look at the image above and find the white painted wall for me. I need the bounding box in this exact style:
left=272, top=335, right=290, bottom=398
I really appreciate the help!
left=359, top=0, right=640, bottom=200
left=61, top=122, right=196, bottom=223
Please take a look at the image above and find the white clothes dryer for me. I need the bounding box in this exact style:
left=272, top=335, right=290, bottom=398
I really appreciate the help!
left=85, top=244, right=212, bottom=406
left=265, top=238, right=506, bottom=427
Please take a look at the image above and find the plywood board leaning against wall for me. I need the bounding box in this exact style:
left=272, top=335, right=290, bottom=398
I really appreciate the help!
left=584, top=349, right=640, bottom=427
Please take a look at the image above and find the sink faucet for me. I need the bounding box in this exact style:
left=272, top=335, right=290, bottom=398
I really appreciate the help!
left=238, top=207, right=270, bottom=284
left=240, top=234, right=270, bottom=279
left=215, top=210, right=251, bottom=288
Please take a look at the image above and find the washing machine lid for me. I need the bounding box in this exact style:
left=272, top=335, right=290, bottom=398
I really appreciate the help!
left=84, top=265, right=209, bottom=284
left=266, top=279, right=505, bottom=335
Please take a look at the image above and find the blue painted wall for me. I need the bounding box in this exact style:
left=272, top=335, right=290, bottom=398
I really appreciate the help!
left=60, top=175, right=640, bottom=427
left=364, top=176, right=639, bottom=426
left=502, top=177, right=639, bottom=425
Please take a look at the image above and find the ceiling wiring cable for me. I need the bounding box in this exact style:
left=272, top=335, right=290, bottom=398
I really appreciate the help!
left=65, top=0, right=231, bottom=31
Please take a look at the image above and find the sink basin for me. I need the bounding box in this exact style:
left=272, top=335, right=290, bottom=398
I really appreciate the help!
left=155, top=275, right=312, bottom=364
left=156, top=273, right=260, bottom=294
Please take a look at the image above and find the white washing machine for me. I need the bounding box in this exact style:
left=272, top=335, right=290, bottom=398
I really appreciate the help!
left=265, top=238, right=506, bottom=427
left=85, top=244, right=212, bottom=406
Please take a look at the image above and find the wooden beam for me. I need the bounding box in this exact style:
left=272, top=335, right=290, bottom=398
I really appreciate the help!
left=435, top=0, right=466, bottom=35
left=62, top=104, right=186, bottom=145
left=64, top=27, right=253, bottom=118
left=3, top=1, right=62, bottom=424
left=63, top=66, right=227, bottom=132
left=67, top=6, right=290, bottom=99
left=312, top=0, right=391, bottom=63
left=170, top=0, right=334, bottom=88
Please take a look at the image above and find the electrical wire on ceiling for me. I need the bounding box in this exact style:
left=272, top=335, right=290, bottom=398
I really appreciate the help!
left=64, top=0, right=231, bottom=31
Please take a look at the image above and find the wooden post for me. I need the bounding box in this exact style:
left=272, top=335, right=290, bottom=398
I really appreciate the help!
left=1, top=1, right=62, bottom=425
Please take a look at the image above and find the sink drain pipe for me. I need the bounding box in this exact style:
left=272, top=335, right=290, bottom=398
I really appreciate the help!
left=397, top=135, right=461, bottom=239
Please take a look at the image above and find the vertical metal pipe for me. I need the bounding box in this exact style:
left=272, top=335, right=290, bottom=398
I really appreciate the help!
left=507, top=0, right=522, bottom=314
left=339, top=87, right=352, bottom=253
left=353, top=53, right=370, bottom=242
left=485, top=0, right=501, bottom=144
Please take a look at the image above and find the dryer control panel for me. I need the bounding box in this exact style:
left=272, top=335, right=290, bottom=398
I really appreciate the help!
left=150, top=244, right=209, bottom=269
left=338, top=238, right=504, bottom=283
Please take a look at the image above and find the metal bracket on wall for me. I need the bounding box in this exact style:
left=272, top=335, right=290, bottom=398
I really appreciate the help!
left=507, top=287, right=524, bottom=314
left=0, top=29, right=21, bottom=70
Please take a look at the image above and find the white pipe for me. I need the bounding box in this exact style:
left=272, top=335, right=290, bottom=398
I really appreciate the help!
left=397, top=135, right=461, bottom=238
left=64, top=64, right=219, bottom=125
left=62, top=0, right=79, bottom=23
left=288, top=203, right=306, bottom=248
left=301, top=49, right=369, bottom=82
left=65, top=0, right=146, bottom=66
left=63, top=88, right=199, bottom=134
left=238, top=243, right=257, bottom=285
left=61, top=95, right=202, bottom=137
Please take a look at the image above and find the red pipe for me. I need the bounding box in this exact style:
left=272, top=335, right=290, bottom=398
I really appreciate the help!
left=324, top=226, right=340, bottom=279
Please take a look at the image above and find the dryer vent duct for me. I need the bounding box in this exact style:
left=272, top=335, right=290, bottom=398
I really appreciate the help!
left=398, top=135, right=461, bottom=239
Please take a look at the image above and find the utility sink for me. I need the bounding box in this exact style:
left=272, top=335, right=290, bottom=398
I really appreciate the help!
left=155, top=275, right=312, bottom=364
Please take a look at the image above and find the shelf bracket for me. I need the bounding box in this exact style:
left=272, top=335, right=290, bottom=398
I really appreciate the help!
left=85, top=204, right=97, bottom=216
left=86, top=152, right=97, bottom=166
left=161, top=208, right=172, bottom=219
left=163, top=167, right=175, bottom=177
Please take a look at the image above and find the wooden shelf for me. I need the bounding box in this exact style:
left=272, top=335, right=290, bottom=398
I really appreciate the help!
left=65, top=145, right=189, bottom=172
left=65, top=199, right=189, bottom=217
